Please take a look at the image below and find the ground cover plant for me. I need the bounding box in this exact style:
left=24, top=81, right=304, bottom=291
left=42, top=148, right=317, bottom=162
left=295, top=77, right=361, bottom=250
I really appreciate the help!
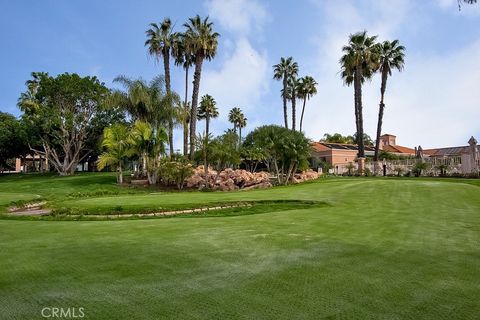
left=0, top=173, right=479, bottom=319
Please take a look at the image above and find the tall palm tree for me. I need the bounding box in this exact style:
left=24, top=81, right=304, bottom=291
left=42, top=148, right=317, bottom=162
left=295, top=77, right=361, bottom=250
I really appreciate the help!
left=340, top=31, right=379, bottom=173
left=237, top=112, right=247, bottom=148
left=172, top=35, right=195, bottom=156
left=228, top=107, right=242, bottom=133
left=184, top=15, right=220, bottom=159
left=273, top=57, right=298, bottom=130
left=198, top=94, right=219, bottom=179
left=373, top=40, right=405, bottom=163
left=287, top=76, right=299, bottom=131
left=172, top=33, right=195, bottom=109
left=145, top=18, right=178, bottom=157
left=98, top=124, right=134, bottom=184
left=296, top=76, right=318, bottom=132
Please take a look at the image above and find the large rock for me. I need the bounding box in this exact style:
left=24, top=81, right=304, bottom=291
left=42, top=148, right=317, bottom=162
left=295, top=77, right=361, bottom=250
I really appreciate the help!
left=186, top=166, right=272, bottom=191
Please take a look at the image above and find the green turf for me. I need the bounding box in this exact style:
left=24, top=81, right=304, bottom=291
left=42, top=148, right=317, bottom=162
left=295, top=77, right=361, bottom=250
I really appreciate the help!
left=0, top=173, right=479, bottom=319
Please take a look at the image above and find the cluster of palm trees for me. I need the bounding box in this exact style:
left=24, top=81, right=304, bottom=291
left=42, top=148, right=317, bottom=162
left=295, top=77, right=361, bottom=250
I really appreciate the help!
left=340, top=31, right=405, bottom=173
left=145, top=15, right=219, bottom=159
left=273, top=58, right=318, bottom=132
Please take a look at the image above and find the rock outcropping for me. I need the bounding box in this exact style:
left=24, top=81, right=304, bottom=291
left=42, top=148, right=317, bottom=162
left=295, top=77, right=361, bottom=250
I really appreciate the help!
left=186, top=166, right=272, bottom=191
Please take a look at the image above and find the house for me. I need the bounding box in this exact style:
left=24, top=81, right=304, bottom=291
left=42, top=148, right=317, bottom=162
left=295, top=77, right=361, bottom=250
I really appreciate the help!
left=311, top=134, right=414, bottom=169
left=14, top=154, right=49, bottom=173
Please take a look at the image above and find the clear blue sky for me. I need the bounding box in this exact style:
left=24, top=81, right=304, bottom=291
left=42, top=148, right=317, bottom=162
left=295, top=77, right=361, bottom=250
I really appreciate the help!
left=1, top=0, right=479, bottom=148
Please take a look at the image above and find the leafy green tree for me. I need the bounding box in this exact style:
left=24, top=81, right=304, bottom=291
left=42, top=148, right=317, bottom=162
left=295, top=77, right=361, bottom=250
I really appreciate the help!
left=210, top=130, right=241, bottom=170
left=183, top=15, right=220, bottom=158
left=146, top=18, right=178, bottom=156
left=0, top=112, right=29, bottom=170
left=373, top=40, right=405, bottom=163
left=198, top=94, right=219, bottom=180
left=273, top=57, right=298, bottom=130
left=340, top=31, right=379, bottom=171
left=241, top=144, right=267, bottom=172
left=413, top=161, right=428, bottom=177
left=321, top=133, right=355, bottom=144
left=83, top=105, right=126, bottom=168
left=352, top=132, right=374, bottom=147
left=97, top=123, right=134, bottom=184
left=296, top=76, right=318, bottom=132
left=17, top=72, right=109, bottom=176
left=243, top=125, right=310, bottom=185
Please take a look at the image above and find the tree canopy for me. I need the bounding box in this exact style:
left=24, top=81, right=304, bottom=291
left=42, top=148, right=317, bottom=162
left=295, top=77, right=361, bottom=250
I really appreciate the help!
left=18, top=72, right=109, bottom=175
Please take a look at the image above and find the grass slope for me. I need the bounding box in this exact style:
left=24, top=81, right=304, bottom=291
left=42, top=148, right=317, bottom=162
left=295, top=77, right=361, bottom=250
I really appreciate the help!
left=0, top=174, right=479, bottom=319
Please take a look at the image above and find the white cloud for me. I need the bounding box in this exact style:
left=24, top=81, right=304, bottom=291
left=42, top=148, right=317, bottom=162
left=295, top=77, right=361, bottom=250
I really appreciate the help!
left=204, top=0, right=269, bottom=36
left=200, top=37, right=269, bottom=134
left=198, top=0, right=270, bottom=136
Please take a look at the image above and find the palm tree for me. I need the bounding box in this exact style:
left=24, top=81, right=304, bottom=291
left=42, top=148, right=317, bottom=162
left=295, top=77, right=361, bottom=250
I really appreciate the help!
left=98, top=124, right=133, bottom=184
left=129, top=120, right=168, bottom=185
left=198, top=94, right=219, bottom=180
left=340, top=31, right=379, bottom=173
left=373, top=40, right=405, bottom=163
left=183, top=15, right=220, bottom=159
left=237, top=112, right=247, bottom=148
left=228, top=107, right=242, bottom=133
left=172, top=33, right=195, bottom=155
left=145, top=18, right=178, bottom=157
left=108, top=75, right=179, bottom=169
left=296, top=76, right=318, bottom=132
left=273, top=57, right=298, bottom=130
left=288, top=76, right=299, bottom=131
left=172, top=33, right=195, bottom=108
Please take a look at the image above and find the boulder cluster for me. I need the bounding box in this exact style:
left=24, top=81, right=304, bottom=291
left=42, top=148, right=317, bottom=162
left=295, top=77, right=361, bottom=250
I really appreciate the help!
left=186, top=167, right=321, bottom=191
left=186, top=166, right=272, bottom=191
left=292, top=169, right=320, bottom=183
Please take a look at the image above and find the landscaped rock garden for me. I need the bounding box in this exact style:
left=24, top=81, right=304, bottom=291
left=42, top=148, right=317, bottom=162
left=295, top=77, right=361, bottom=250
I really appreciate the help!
left=186, top=166, right=320, bottom=191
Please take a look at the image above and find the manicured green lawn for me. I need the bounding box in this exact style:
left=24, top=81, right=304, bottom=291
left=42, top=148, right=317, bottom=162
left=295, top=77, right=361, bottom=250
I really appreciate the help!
left=0, top=173, right=479, bottom=319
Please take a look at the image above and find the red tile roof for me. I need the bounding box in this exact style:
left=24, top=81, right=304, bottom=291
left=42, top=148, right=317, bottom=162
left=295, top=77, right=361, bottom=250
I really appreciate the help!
left=383, top=145, right=415, bottom=155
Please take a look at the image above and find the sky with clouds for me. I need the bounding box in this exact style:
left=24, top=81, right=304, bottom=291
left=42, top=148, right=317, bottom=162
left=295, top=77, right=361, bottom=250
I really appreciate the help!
left=0, top=0, right=479, bottom=149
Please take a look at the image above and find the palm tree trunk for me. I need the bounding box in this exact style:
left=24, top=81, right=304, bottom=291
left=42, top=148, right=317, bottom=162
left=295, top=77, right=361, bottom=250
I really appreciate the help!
left=282, top=76, right=288, bottom=129
left=183, top=120, right=189, bottom=157
left=374, top=71, right=389, bottom=162
left=184, top=66, right=189, bottom=107
left=163, top=49, right=174, bottom=158
left=190, top=55, right=204, bottom=159
left=168, top=121, right=174, bottom=158
left=183, top=67, right=190, bottom=157
left=118, top=163, right=123, bottom=184
left=163, top=48, right=171, bottom=94
left=239, top=126, right=242, bottom=149
left=354, top=69, right=365, bottom=159
left=292, top=89, right=296, bottom=131
left=300, top=98, right=307, bottom=132
left=204, top=116, right=210, bottom=188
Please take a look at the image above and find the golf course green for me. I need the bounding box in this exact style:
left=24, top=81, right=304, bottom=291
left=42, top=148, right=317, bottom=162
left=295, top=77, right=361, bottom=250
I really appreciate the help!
left=0, top=173, right=479, bottom=319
